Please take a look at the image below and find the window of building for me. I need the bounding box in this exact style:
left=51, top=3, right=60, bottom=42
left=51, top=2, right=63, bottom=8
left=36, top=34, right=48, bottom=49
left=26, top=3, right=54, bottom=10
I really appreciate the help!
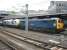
left=62, top=4, right=63, bottom=6
left=56, top=4, right=58, bottom=6
left=59, top=3, right=61, bottom=6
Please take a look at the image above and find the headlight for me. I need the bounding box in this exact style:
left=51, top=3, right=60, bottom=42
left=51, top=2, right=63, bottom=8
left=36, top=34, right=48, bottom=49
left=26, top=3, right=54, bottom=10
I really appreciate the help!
left=53, top=23, right=56, bottom=27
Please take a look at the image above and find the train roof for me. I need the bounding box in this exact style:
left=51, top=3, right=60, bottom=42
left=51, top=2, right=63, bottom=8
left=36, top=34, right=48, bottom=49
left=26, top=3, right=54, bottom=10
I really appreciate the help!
left=30, top=18, right=60, bottom=20
left=17, top=18, right=60, bottom=21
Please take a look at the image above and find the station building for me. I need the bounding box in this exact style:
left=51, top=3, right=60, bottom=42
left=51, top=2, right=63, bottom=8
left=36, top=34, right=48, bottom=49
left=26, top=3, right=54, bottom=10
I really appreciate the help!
left=48, top=1, right=67, bottom=14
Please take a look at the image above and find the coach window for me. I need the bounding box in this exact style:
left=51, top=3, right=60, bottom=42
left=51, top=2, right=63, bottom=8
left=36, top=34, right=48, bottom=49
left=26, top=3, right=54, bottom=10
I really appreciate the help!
left=14, top=21, right=16, bottom=24
left=12, top=21, right=14, bottom=24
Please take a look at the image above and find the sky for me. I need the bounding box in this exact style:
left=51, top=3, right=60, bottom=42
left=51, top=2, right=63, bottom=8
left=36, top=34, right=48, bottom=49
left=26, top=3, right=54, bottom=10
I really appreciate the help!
left=0, top=0, right=67, bottom=11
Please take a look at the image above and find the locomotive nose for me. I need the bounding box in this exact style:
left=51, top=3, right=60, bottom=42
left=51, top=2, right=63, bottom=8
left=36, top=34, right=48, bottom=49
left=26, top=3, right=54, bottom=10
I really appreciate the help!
left=57, top=19, right=64, bottom=32
left=58, top=23, right=64, bottom=29
left=57, top=23, right=64, bottom=31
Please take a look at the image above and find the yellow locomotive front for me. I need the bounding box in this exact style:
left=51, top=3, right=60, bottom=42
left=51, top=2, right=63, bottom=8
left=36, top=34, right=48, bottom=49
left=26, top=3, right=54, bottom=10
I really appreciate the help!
left=56, top=18, right=64, bottom=32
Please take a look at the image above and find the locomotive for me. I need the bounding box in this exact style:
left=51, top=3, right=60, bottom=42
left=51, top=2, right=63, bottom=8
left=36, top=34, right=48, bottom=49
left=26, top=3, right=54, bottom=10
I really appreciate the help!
left=2, top=18, right=64, bottom=33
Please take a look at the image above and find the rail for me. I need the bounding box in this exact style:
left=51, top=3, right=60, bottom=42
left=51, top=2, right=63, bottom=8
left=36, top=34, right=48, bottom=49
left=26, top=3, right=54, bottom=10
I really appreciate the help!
left=0, top=28, right=67, bottom=50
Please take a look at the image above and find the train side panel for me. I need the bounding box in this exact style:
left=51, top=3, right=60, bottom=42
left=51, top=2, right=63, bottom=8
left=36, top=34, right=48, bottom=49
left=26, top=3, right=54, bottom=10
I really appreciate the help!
left=29, top=20, right=56, bottom=32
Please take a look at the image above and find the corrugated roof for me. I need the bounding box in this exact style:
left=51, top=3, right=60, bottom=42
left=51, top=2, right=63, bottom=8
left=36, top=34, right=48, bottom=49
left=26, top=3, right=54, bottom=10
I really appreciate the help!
left=2, top=11, right=67, bottom=19
left=3, top=13, right=48, bottom=19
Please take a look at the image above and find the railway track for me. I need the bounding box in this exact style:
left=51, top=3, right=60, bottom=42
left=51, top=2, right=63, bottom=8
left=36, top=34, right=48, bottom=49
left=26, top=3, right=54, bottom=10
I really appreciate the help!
left=0, top=30, right=45, bottom=50
left=0, top=27, right=67, bottom=50
left=1, top=27, right=67, bottom=43
left=0, top=40, right=15, bottom=50
left=0, top=28, right=51, bottom=50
